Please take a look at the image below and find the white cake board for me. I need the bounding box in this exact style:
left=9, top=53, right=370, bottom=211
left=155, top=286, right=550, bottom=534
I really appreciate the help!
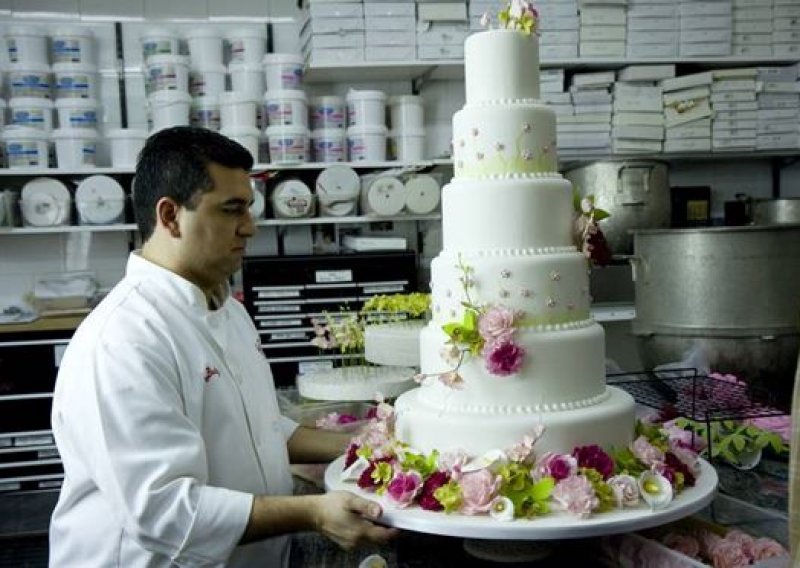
left=324, top=456, right=718, bottom=540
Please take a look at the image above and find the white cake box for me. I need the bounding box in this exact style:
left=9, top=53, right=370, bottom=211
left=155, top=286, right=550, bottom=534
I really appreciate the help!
left=613, top=112, right=665, bottom=126
left=773, top=43, right=800, bottom=57
left=416, top=24, right=470, bottom=46
left=713, top=128, right=757, bottom=139
left=774, top=4, right=800, bottom=17
left=681, top=29, right=732, bottom=43
left=733, top=7, right=773, bottom=21
left=735, top=20, right=773, bottom=33
left=666, top=124, right=711, bottom=139
left=365, top=45, right=416, bottom=61
left=773, top=30, right=800, bottom=43
left=757, top=108, right=799, bottom=120
left=757, top=133, right=797, bottom=148
left=628, top=31, right=678, bottom=44
left=665, top=100, right=713, bottom=128
left=417, top=44, right=464, bottom=59
left=628, top=4, right=678, bottom=18
left=579, top=6, right=626, bottom=26
left=579, top=41, right=625, bottom=57
left=301, top=15, right=365, bottom=34
left=308, top=2, right=364, bottom=18
left=757, top=93, right=800, bottom=109
left=304, top=47, right=365, bottom=64
left=628, top=17, right=679, bottom=31
left=711, top=91, right=756, bottom=104
left=716, top=110, right=756, bottom=120
left=366, top=30, right=416, bottom=46
left=571, top=91, right=612, bottom=105
left=541, top=45, right=578, bottom=59
left=679, top=42, right=732, bottom=57
left=612, top=124, right=664, bottom=140
left=364, top=2, right=415, bottom=16
left=712, top=79, right=757, bottom=92
left=628, top=43, right=678, bottom=58
left=539, top=16, right=580, bottom=31
left=611, top=139, right=662, bottom=153
left=756, top=121, right=797, bottom=134
left=733, top=45, right=772, bottom=57
left=774, top=18, right=800, bottom=32
left=302, top=31, right=365, bottom=49
left=713, top=101, right=758, bottom=112
left=537, top=3, right=579, bottom=17
left=416, top=2, right=467, bottom=21
left=733, top=0, right=768, bottom=6
left=680, top=1, right=732, bottom=17
left=365, top=16, right=416, bottom=31
left=664, top=137, right=712, bottom=152
left=714, top=119, right=757, bottom=130
left=579, top=25, right=627, bottom=41
left=540, top=30, right=579, bottom=46
left=679, top=15, right=734, bottom=30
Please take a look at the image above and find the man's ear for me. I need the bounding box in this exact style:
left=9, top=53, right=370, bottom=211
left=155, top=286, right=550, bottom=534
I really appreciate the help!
left=155, top=197, right=182, bottom=238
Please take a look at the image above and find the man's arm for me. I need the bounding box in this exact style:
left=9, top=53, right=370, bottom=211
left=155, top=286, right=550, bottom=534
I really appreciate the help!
left=286, top=425, right=352, bottom=464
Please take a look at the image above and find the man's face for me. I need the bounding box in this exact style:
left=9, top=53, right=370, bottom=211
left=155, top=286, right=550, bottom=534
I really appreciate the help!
left=175, top=162, right=255, bottom=290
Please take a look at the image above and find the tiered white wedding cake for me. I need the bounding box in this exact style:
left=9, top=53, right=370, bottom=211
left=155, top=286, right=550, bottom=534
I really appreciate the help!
left=394, top=29, right=636, bottom=457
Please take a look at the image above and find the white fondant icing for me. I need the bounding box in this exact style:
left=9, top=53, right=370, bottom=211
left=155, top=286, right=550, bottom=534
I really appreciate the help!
left=364, top=321, right=425, bottom=367
left=465, top=29, right=540, bottom=104
left=298, top=366, right=416, bottom=401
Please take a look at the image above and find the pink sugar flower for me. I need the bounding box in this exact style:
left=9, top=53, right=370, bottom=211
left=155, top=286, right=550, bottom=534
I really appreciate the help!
left=744, top=415, right=792, bottom=443
left=386, top=470, right=423, bottom=508
left=710, top=538, right=750, bottom=568
left=751, top=537, right=788, bottom=561
left=533, top=452, right=577, bottom=481
left=631, top=435, right=665, bottom=467
left=484, top=340, right=525, bottom=376
left=551, top=474, right=598, bottom=519
left=438, top=371, right=465, bottom=390
left=723, top=530, right=756, bottom=561
left=438, top=450, right=469, bottom=472
left=661, top=532, right=700, bottom=559
left=459, top=469, right=502, bottom=515
left=607, top=474, right=639, bottom=508
left=478, top=306, right=518, bottom=346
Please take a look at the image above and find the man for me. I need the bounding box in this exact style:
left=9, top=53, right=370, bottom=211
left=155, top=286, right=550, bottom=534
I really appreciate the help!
left=50, top=127, right=397, bottom=567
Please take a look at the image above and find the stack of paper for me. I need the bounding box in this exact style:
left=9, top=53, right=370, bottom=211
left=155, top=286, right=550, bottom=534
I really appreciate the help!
left=626, top=0, right=678, bottom=58
left=579, top=0, right=627, bottom=58
left=661, top=71, right=714, bottom=152
left=539, top=0, right=580, bottom=60
left=755, top=66, right=800, bottom=150
left=732, top=0, right=773, bottom=57
left=678, top=0, right=732, bottom=58
left=710, top=68, right=758, bottom=152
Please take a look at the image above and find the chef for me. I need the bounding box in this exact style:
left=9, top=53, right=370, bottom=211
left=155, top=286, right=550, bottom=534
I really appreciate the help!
left=49, top=126, right=397, bottom=567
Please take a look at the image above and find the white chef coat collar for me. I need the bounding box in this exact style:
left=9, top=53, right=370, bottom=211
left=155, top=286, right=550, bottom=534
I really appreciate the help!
left=126, top=252, right=231, bottom=312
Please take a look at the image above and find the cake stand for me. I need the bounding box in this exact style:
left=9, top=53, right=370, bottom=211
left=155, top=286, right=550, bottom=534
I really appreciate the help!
left=325, top=455, right=718, bottom=556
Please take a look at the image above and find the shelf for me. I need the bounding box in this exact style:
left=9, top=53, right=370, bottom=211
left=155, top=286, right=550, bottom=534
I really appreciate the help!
left=304, top=56, right=800, bottom=83
left=591, top=303, right=636, bottom=323
left=0, top=167, right=134, bottom=177
left=559, top=149, right=800, bottom=165
left=254, top=159, right=451, bottom=171
left=0, top=224, right=137, bottom=235
left=257, top=214, right=440, bottom=226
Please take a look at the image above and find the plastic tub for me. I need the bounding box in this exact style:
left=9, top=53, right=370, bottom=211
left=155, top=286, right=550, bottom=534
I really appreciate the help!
left=2, top=126, right=50, bottom=169
left=389, top=95, right=424, bottom=131
left=75, top=175, right=126, bottom=225
left=145, top=54, right=190, bottom=94
left=149, top=90, right=191, bottom=132
left=4, top=25, right=48, bottom=65
left=51, top=26, right=95, bottom=65
left=346, top=89, right=387, bottom=128
left=8, top=63, right=52, bottom=99
left=263, top=89, right=307, bottom=127
left=0, top=99, right=5, bottom=127
left=388, top=128, right=426, bottom=162
left=220, top=126, right=260, bottom=162
left=52, top=128, right=98, bottom=168
left=229, top=61, right=265, bottom=100
left=189, top=64, right=226, bottom=98
left=55, top=98, right=98, bottom=129
left=106, top=128, right=148, bottom=167
left=190, top=96, right=221, bottom=131
left=219, top=91, right=258, bottom=129
left=141, top=26, right=180, bottom=62
left=262, top=53, right=304, bottom=91
left=265, top=125, right=309, bottom=164
left=53, top=62, right=98, bottom=99
left=347, top=124, right=387, bottom=161
left=9, top=97, right=54, bottom=131
left=311, top=128, right=346, bottom=163
left=186, top=27, right=223, bottom=68
left=227, top=26, right=267, bottom=65
left=310, top=96, right=345, bottom=130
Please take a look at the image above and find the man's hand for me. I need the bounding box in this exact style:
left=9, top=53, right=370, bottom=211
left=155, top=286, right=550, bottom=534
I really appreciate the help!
left=313, top=491, right=399, bottom=551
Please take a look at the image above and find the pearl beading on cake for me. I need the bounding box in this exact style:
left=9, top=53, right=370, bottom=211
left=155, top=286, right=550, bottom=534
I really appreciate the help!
left=441, top=388, right=611, bottom=414
left=464, top=98, right=545, bottom=107
left=455, top=172, right=563, bottom=181
left=518, top=319, right=594, bottom=332
left=444, top=246, right=578, bottom=256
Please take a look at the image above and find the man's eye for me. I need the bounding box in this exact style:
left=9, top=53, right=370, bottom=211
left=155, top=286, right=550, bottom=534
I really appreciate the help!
left=223, top=206, right=247, bottom=215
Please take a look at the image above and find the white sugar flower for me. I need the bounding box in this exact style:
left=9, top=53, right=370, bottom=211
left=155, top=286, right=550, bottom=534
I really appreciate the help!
left=489, top=496, right=515, bottom=521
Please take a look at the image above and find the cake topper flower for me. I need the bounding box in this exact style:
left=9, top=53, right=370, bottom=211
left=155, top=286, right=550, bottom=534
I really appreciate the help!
left=572, top=190, right=612, bottom=266
left=483, top=0, right=540, bottom=36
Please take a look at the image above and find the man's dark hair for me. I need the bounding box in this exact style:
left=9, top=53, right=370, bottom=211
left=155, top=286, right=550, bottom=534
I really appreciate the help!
left=133, top=126, right=254, bottom=240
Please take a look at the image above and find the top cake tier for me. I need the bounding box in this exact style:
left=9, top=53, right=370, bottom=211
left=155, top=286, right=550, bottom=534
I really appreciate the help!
left=465, top=29, right=540, bottom=104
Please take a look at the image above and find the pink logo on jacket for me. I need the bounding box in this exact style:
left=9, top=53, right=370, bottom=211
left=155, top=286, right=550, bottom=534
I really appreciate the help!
left=203, top=366, right=220, bottom=383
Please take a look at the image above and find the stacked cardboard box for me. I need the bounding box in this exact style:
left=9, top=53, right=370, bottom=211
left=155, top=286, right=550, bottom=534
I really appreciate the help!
left=626, top=0, right=678, bottom=58
left=756, top=65, right=800, bottom=150
left=611, top=65, right=674, bottom=153
left=678, top=0, right=732, bottom=58
left=579, top=0, right=627, bottom=58
left=542, top=69, right=573, bottom=118
left=560, top=70, right=614, bottom=155
left=773, top=0, right=800, bottom=58
left=416, top=1, right=469, bottom=60
left=710, top=68, right=758, bottom=152
left=301, top=1, right=366, bottom=64
left=539, top=0, right=580, bottom=60
left=661, top=71, right=713, bottom=152
left=732, top=0, right=773, bottom=57
left=364, top=2, right=416, bottom=61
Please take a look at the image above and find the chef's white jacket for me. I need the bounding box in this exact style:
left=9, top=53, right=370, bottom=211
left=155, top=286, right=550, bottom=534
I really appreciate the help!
left=50, top=253, right=299, bottom=567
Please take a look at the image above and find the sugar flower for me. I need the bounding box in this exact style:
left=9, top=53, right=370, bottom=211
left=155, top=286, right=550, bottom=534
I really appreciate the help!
left=630, top=435, right=665, bottom=468
left=459, top=469, right=502, bottom=515
left=439, top=371, right=465, bottom=390
left=419, top=471, right=451, bottom=511
left=661, top=532, right=701, bottom=560
left=533, top=452, right=578, bottom=481
left=386, top=471, right=423, bottom=508
left=551, top=474, right=598, bottom=519
left=572, top=445, right=614, bottom=480
left=478, top=306, right=518, bottom=346
left=438, top=450, right=469, bottom=472
left=710, top=538, right=750, bottom=568
left=751, top=537, right=788, bottom=561
left=439, top=344, right=461, bottom=367
left=484, top=340, right=525, bottom=376
left=723, top=529, right=756, bottom=560
left=489, top=496, right=514, bottom=521
left=606, top=474, right=639, bottom=508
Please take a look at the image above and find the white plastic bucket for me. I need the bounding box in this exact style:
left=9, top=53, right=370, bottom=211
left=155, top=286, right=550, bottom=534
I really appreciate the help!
left=2, top=126, right=50, bottom=168
left=186, top=27, right=223, bottom=68
left=263, top=89, right=307, bottom=127
left=229, top=61, right=265, bottom=100
left=190, top=96, right=221, bottom=131
left=51, top=26, right=95, bottom=65
left=227, top=26, right=267, bottom=65
left=106, top=128, right=147, bottom=167
left=346, top=90, right=387, bottom=128
left=148, top=90, right=191, bottom=132
left=347, top=125, right=388, bottom=161
left=141, top=26, right=181, bottom=62
left=0, top=99, right=6, bottom=127
left=310, top=96, right=345, bottom=130
left=52, top=127, right=98, bottom=168
left=145, top=54, right=190, bottom=94
left=220, top=126, right=260, bottom=162
left=266, top=125, right=309, bottom=164
left=219, top=91, right=258, bottom=129
left=55, top=98, right=98, bottom=129
left=189, top=65, right=226, bottom=98
left=8, top=63, right=52, bottom=99
left=10, top=97, right=54, bottom=131
left=262, top=53, right=304, bottom=91
left=53, top=62, right=98, bottom=99
left=388, top=129, right=426, bottom=162
left=311, top=128, right=346, bottom=163
left=389, top=95, right=424, bottom=131
left=5, top=25, right=48, bottom=65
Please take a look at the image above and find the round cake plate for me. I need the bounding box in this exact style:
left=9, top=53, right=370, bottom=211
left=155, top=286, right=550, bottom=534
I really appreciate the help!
left=324, top=456, right=718, bottom=540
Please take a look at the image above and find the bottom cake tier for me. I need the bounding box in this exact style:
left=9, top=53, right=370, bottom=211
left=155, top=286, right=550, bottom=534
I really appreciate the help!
left=394, top=385, right=636, bottom=456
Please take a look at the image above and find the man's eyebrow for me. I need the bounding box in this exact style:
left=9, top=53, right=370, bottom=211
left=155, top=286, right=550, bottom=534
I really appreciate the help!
left=221, top=197, right=253, bottom=206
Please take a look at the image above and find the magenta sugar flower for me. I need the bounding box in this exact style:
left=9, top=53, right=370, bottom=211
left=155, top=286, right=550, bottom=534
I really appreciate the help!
left=484, top=340, right=525, bottom=376
left=387, top=471, right=423, bottom=508
left=533, top=452, right=577, bottom=481
left=419, top=471, right=451, bottom=511
left=572, top=445, right=614, bottom=480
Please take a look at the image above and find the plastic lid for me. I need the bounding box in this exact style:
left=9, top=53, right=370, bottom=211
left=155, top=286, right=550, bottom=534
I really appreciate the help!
left=145, top=54, right=190, bottom=66
left=106, top=128, right=148, bottom=139
left=8, top=62, right=51, bottom=73
left=75, top=175, right=126, bottom=224
left=191, top=63, right=226, bottom=73
left=228, top=61, right=264, bottom=72
left=263, top=89, right=307, bottom=101
left=4, top=25, right=45, bottom=37
left=55, top=97, right=98, bottom=109
left=186, top=27, right=222, bottom=39
left=389, top=95, right=423, bottom=106
left=226, top=25, right=268, bottom=39
left=310, top=95, right=344, bottom=104
left=148, top=90, right=192, bottom=104
left=191, top=94, right=220, bottom=106
left=218, top=91, right=259, bottom=105
left=53, top=25, right=93, bottom=38
left=53, top=62, right=99, bottom=73
left=346, top=89, right=387, bottom=102
left=265, top=125, right=309, bottom=136
left=141, top=26, right=177, bottom=38
left=21, top=178, right=71, bottom=227
left=2, top=126, right=51, bottom=140
left=388, top=128, right=426, bottom=137
left=220, top=126, right=261, bottom=137
left=346, top=125, right=388, bottom=135
left=52, top=127, right=99, bottom=140
left=310, top=128, right=346, bottom=138
left=9, top=97, right=54, bottom=108
left=316, top=165, right=360, bottom=199
left=262, top=52, right=303, bottom=64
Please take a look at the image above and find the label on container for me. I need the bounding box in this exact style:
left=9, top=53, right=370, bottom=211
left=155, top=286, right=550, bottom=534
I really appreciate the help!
left=143, top=39, right=175, bottom=58
left=315, top=269, right=352, bottom=283
left=67, top=110, right=98, bottom=128
left=348, top=136, right=368, bottom=160
left=10, top=73, right=51, bottom=98
left=312, top=105, right=345, bottom=129
left=81, top=142, right=97, bottom=166
left=12, top=109, right=47, bottom=129
left=53, top=39, right=83, bottom=63
left=313, top=137, right=345, bottom=162
left=56, top=74, right=92, bottom=98
left=266, top=101, right=299, bottom=126
left=279, top=64, right=303, bottom=89
left=269, top=135, right=307, bottom=163
left=229, top=39, right=247, bottom=62
left=190, top=107, right=221, bottom=130
left=7, top=39, right=19, bottom=62
left=148, top=64, right=181, bottom=92
left=6, top=141, right=47, bottom=167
